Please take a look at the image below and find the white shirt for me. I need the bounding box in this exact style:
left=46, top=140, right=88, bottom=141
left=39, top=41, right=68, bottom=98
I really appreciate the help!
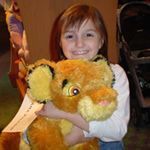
left=84, top=64, right=130, bottom=142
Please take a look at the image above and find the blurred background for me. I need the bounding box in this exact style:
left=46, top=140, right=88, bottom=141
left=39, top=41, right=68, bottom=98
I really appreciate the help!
left=0, top=0, right=150, bottom=149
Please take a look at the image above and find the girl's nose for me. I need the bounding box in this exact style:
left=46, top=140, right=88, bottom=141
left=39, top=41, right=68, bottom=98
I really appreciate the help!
left=75, top=37, right=84, bottom=47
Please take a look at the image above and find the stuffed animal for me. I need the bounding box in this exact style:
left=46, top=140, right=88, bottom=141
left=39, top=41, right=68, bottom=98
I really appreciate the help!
left=0, top=55, right=117, bottom=150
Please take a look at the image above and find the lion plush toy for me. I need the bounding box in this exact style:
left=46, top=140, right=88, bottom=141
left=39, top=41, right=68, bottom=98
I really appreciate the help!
left=0, top=55, right=117, bottom=150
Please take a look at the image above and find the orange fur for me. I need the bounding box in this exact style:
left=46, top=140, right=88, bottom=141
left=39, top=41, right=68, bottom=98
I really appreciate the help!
left=0, top=58, right=117, bottom=149
left=0, top=132, right=20, bottom=150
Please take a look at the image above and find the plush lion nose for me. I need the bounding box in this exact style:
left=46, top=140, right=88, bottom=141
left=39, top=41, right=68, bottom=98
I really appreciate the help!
left=98, top=100, right=111, bottom=106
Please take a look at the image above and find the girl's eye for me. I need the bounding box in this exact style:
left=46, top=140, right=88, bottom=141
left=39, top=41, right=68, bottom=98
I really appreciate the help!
left=86, top=33, right=94, bottom=37
left=85, top=32, right=95, bottom=38
left=65, top=35, right=73, bottom=39
left=64, top=33, right=75, bottom=40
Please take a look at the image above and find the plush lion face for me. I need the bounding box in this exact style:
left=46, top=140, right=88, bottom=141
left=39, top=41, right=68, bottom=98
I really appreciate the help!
left=26, top=57, right=117, bottom=122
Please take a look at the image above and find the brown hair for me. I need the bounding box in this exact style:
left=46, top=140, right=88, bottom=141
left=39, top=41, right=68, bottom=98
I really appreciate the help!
left=50, top=4, right=108, bottom=61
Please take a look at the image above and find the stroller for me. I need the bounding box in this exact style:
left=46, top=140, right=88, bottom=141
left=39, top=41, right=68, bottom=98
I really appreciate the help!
left=118, top=1, right=150, bottom=126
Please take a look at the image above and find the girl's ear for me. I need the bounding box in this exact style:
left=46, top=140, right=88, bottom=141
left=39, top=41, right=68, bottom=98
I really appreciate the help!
left=98, top=38, right=104, bottom=49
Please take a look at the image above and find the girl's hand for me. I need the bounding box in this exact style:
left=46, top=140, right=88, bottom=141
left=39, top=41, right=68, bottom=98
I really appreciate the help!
left=64, top=125, right=91, bottom=146
left=36, top=101, right=63, bottom=119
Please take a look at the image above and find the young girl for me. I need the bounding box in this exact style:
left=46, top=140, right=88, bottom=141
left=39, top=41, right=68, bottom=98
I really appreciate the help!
left=37, top=4, right=130, bottom=150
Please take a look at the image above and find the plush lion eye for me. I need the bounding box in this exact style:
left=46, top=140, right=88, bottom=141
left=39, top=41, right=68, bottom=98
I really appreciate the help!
left=63, top=83, right=80, bottom=97
left=68, top=86, right=80, bottom=96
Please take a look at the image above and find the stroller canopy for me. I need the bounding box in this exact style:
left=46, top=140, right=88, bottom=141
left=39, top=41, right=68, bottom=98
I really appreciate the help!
left=118, top=1, right=150, bottom=51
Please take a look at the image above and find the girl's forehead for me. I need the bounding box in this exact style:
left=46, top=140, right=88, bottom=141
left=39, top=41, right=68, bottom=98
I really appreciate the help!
left=62, top=19, right=97, bottom=32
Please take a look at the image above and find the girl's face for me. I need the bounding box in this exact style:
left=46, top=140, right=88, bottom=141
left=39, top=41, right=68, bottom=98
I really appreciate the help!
left=60, top=19, right=104, bottom=60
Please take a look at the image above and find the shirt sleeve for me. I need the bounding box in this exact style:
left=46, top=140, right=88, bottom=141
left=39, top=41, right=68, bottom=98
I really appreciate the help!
left=83, top=64, right=130, bottom=142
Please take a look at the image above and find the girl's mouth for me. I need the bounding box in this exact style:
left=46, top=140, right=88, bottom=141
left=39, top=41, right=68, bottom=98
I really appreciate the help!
left=72, top=50, right=88, bottom=55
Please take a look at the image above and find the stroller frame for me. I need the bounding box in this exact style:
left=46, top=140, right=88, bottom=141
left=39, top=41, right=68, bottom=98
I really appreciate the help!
left=118, top=1, right=150, bottom=126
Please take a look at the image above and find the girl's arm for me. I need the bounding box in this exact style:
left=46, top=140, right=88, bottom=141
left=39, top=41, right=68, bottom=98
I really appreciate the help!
left=37, top=101, right=89, bottom=131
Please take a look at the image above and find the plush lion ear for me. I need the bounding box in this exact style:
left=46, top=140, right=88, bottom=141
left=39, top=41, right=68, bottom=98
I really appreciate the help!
left=92, top=55, right=114, bottom=87
left=26, top=59, right=55, bottom=103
